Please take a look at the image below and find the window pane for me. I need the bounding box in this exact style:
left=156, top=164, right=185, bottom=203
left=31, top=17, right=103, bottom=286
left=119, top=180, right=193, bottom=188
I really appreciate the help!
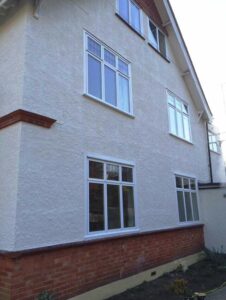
left=149, top=21, right=158, bottom=49
left=88, top=37, right=101, bottom=58
left=190, top=179, right=196, bottom=190
left=107, top=185, right=121, bottom=229
left=89, top=183, right=104, bottom=232
left=118, top=59, right=129, bottom=76
left=105, top=66, right=116, bottom=106
left=118, top=0, right=129, bottom=21
left=183, top=115, right=191, bottom=141
left=122, top=167, right=133, bottom=182
left=169, top=106, right=177, bottom=135
left=176, top=176, right=183, bottom=188
left=159, top=31, right=166, bottom=57
left=107, top=164, right=119, bottom=181
left=89, top=161, right=104, bottom=179
left=104, top=49, right=116, bottom=67
left=88, top=55, right=102, bottom=99
left=168, top=93, right=175, bottom=106
left=182, top=104, right=188, bottom=114
left=176, top=99, right=182, bottom=110
left=185, top=192, right=193, bottom=221
left=118, top=75, right=130, bottom=112
left=130, top=1, right=140, bottom=32
left=176, top=111, right=184, bottom=138
left=192, top=193, right=199, bottom=221
left=123, top=186, right=135, bottom=227
left=177, top=191, right=186, bottom=222
left=183, top=178, right=189, bottom=189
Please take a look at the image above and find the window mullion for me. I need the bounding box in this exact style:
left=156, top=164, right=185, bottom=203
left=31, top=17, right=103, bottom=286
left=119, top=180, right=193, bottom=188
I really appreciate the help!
left=120, top=184, right=124, bottom=229
left=128, top=0, right=131, bottom=25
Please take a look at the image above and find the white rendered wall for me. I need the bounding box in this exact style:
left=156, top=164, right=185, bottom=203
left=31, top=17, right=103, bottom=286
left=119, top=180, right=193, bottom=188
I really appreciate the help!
left=200, top=187, right=226, bottom=253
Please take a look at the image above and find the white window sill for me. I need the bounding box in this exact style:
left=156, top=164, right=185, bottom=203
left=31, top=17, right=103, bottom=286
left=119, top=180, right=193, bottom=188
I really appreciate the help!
left=210, top=149, right=221, bottom=155
left=84, top=228, right=140, bottom=241
left=178, top=221, right=202, bottom=227
left=83, top=93, right=135, bottom=119
left=169, top=132, right=193, bottom=145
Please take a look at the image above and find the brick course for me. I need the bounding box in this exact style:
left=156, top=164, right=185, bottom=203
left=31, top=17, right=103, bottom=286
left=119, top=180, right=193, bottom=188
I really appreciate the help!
left=0, top=225, right=204, bottom=300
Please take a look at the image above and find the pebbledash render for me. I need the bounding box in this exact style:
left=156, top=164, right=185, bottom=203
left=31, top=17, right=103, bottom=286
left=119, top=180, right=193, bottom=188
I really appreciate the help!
left=0, top=0, right=225, bottom=299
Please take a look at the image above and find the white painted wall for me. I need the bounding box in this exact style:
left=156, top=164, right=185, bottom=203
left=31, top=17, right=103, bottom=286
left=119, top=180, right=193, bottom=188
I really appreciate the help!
left=200, top=187, right=226, bottom=252
left=0, top=0, right=225, bottom=251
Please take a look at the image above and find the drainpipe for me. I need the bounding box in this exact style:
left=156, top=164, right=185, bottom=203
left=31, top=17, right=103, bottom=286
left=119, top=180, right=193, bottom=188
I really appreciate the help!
left=206, top=122, right=213, bottom=183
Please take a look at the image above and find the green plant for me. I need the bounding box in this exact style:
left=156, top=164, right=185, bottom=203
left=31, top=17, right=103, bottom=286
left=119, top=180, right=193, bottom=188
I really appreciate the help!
left=205, top=247, right=226, bottom=267
left=37, top=291, right=54, bottom=300
left=169, top=278, right=188, bottom=295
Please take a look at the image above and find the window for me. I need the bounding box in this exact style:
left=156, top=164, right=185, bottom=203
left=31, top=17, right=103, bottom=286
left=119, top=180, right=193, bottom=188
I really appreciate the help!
left=175, top=175, right=199, bottom=223
left=167, top=91, right=191, bottom=142
left=85, top=33, right=132, bottom=114
left=117, top=0, right=142, bottom=33
left=148, top=20, right=166, bottom=57
left=88, top=158, right=136, bottom=234
left=208, top=131, right=221, bottom=153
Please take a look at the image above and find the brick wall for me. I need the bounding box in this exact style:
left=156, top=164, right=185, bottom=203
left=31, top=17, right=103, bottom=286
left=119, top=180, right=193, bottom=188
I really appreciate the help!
left=0, top=225, right=204, bottom=300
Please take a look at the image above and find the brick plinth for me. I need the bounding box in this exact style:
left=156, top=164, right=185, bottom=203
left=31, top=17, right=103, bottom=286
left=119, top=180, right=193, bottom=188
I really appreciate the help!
left=0, top=225, right=204, bottom=300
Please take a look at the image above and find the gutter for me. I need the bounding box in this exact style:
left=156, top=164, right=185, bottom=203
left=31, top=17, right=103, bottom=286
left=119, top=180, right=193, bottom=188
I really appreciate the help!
left=206, top=122, right=213, bottom=184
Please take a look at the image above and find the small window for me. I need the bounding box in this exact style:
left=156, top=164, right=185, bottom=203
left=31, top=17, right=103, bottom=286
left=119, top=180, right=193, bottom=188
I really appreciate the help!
left=208, top=131, right=221, bottom=153
left=148, top=20, right=166, bottom=57
left=175, top=175, right=199, bottom=223
left=88, top=158, right=136, bottom=234
left=85, top=33, right=132, bottom=114
left=167, top=91, right=192, bottom=142
left=118, top=0, right=142, bottom=34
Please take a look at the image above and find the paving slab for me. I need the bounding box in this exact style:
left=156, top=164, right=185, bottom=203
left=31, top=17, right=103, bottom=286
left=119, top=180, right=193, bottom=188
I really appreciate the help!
left=206, top=287, right=226, bottom=300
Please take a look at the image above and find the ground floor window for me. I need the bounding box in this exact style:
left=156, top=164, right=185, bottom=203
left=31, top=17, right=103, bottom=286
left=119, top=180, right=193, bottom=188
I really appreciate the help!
left=175, top=175, right=199, bottom=222
left=88, top=157, right=136, bottom=233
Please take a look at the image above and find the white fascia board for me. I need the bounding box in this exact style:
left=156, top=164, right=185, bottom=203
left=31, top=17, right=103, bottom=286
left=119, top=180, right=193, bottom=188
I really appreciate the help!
left=163, top=0, right=212, bottom=121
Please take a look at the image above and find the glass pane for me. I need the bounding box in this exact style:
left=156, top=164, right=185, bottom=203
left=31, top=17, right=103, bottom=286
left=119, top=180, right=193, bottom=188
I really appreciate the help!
left=168, top=93, right=175, bottom=106
left=130, top=1, right=140, bottom=32
left=118, top=0, right=129, bottom=21
left=122, top=167, right=133, bottom=182
left=107, top=185, right=121, bottom=229
left=159, top=31, right=166, bottom=57
left=190, top=179, right=196, bottom=190
left=176, top=176, right=183, bottom=188
left=104, top=49, right=116, bottom=67
left=176, top=111, right=184, bottom=138
left=183, top=178, right=189, bottom=189
left=118, top=75, right=130, bottom=112
left=88, top=55, right=102, bottom=99
left=192, top=193, right=199, bottom=221
left=88, top=37, right=101, bottom=58
left=89, top=183, right=104, bottom=232
left=169, top=106, right=177, bottom=135
left=185, top=192, right=193, bottom=221
left=105, top=66, right=116, bottom=106
left=118, top=59, right=129, bottom=76
left=182, top=103, right=188, bottom=114
left=107, top=164, right=119, bottom=181
left=183, top=115, right=191, bottom=141
left=149, top=21, right=158, bottom=49
left=123, top=186, right=135, bottom=227
left=177, top=191, right=186, bottom=222
left=175, top=99, right=182, bottom=110
left=89, top=161, right=104, bottom=179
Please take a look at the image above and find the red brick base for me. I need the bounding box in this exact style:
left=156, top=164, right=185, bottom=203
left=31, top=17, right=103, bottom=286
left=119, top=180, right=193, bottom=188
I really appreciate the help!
left=0, top=225, right=204, bottom=300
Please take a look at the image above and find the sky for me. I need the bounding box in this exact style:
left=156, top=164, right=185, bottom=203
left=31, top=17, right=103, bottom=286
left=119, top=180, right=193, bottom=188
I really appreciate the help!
left=170, top=0, right=226, bottom=158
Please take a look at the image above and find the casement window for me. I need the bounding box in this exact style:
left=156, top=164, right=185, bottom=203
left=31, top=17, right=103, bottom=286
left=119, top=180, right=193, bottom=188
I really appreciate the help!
left=117, top=0, right=142, bottom=34
left=148, top=20, right=166, bottom=57
left=167, top=91, right=191, bottom=142
left=85, top=33, right=132, bottom=114
left=88, top=158, right=136, bottom=234
left=175, top=175, right=199, bottom=223
left=208, top=131, right=221, bottom=153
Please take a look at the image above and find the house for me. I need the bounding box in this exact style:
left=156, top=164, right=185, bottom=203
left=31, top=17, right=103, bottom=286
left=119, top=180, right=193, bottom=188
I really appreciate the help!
left=0, top=0, right=225, bottom=299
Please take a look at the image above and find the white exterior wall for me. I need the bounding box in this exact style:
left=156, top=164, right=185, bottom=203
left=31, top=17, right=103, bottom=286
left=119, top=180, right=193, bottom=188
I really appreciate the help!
left=0, top=0, right=225, bottom=251
left=200, top=187, right=226, bottom=252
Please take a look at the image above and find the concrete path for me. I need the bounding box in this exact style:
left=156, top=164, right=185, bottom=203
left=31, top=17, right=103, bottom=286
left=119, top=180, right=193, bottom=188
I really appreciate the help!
left=206, top=287, right=226, bottom=299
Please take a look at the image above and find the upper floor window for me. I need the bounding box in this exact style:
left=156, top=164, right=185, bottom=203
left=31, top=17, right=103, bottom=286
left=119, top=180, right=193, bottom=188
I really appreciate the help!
left=208, top=131, right=221, bottom=153
left=88, top=158, right=136, bottom=234
left=85, top=33, right=132, bottom=114
left=117, top=0, right=142, bottom=34
left=167, top=91, right=191, bottom=142
left=175, top=175, right=199, bottom=223
left=149, top=20, right=166, bottom=57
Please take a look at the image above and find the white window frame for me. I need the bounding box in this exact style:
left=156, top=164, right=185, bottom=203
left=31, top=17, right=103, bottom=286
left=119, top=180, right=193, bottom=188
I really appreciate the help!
left=84, top=32, right=133, bottom=115
left=175, top=174, right=200, bottom=224
left=148, top=19, right=167, bottom=57
left=208, top=131, right=221, bottom=154
left=167, top=90, right=192, bottom=142
left=85, top=154, right=138, bottom=238
left=116, top=0, right=143, bottom=35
